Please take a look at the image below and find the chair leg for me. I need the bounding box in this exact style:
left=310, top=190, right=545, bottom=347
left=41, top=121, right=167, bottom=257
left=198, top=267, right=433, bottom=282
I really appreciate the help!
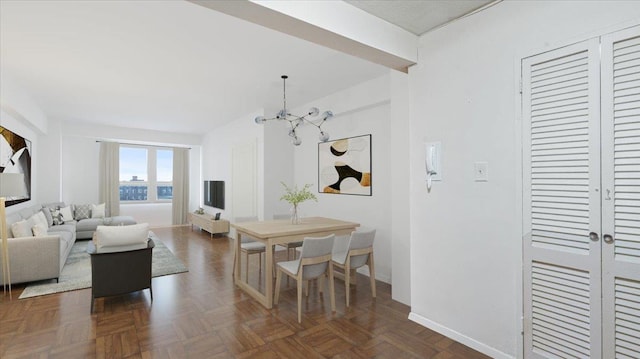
left=244, top=252, right=249, bottom=282
left=318, top=275, right=324, bottom=294
left=305, top=280, right=309, bottom=297
left=369, top=256, right=376, bottom=299
left=328, top=265, right=335, bottom=313
left=297, top=276, right=303, bottom=323
left=90, top=296, right=95, bottom=313
left=274, top=268, right=282, bottom=304
left=149, top=285, right=153, bottom=301
left=345, top=262, right=351, bottom=307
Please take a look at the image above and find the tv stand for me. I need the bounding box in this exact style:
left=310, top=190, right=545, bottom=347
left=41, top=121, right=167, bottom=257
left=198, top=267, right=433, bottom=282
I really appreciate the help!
left=187, top=212, right=230, bottom=238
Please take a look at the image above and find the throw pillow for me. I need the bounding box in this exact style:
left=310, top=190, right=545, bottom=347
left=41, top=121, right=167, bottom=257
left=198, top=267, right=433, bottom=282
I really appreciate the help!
left=10, top=219, right=32, bottom=238
left=29, top=211, right=48, bottom=228
left=32, top=223, right=48, bottom=236
left=41, top=208, right=53, bottom=227
left=49, top=208, right=64, bottom=226
left=74, top=204, right=91, bottom=220
left=91, top=203, right=106, bottom=218
left=59, top=206, right=74, bottom=222
left=94, top=223, right=149, bottom=253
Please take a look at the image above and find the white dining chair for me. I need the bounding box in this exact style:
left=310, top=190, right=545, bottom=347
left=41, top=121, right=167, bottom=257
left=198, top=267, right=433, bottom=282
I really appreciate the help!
left=274, top=234, right=336, bottom=323
left=331, top=228, right=376, bottom=306
left=233, top=216, right=266, bottom=281
left=273, top=213, right=303, bottom=261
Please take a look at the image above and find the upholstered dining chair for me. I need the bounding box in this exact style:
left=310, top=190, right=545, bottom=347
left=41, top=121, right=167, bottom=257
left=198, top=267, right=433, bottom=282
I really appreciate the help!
left=233, top=216, right=266, bottom=281
left=331, top=228, right=376, bottom=306
left=273, top=213, right=303, bottom=261
left=274, top=234, right=336, bottom=323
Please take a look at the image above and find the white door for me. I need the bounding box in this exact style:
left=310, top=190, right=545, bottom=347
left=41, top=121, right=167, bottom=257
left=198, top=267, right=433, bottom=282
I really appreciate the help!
left=601, top=26, right=640, bottom=358
left=522, top=38, right=602, bottom=358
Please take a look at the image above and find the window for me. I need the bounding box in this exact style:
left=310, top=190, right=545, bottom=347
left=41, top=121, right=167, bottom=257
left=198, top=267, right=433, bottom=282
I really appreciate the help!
left=119, top=146, right=173, bottom=202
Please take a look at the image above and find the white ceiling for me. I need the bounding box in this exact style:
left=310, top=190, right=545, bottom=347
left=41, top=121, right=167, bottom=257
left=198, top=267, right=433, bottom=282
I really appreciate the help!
left=0, top=1, right=490, bottom=135
left=346, top=0, right=494, bottom=35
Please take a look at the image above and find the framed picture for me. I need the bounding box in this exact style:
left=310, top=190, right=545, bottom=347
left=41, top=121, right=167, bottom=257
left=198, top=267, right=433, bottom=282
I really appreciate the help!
left=0, top=126, right=32, bottom=206
left=214, top=212, right=221, bottom=220
left=318, top=134, right=371, bottom=196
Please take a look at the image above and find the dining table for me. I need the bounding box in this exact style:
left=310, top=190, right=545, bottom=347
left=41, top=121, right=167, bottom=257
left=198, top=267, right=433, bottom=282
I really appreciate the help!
left=231, top=216, right=359, bottom=309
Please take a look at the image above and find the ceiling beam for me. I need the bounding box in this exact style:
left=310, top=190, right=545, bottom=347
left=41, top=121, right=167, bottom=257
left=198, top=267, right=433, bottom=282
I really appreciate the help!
left=189, top=0, right=417, bottom=73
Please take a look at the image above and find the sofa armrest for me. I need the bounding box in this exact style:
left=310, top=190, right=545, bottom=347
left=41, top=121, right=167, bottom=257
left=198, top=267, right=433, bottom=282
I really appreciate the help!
left=0, top=235, right=61, bottom=285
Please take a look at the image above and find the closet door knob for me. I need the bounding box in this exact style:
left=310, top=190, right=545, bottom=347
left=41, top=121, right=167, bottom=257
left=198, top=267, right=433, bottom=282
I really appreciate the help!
left=589, top=232, right=599, bottom=241
left=603, top=234, right=614, bottom=244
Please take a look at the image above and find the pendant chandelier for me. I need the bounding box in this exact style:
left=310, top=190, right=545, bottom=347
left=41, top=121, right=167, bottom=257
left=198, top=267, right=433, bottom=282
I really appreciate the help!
left=254, top=75, right=333, bottom=146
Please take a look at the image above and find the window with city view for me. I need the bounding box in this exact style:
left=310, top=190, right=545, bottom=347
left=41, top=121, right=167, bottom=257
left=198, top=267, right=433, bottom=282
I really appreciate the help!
left=120, top=146, right=173, bottom=202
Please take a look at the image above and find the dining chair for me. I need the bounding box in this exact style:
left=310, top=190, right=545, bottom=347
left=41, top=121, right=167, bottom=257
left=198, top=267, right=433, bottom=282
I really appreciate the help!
left=273, top=213, right=303, bottom=260
left=274, top=234, right=336, bottom=323
left=331, top=228, right=376, bottom=306
left=233, top=216, right=266, bottom=281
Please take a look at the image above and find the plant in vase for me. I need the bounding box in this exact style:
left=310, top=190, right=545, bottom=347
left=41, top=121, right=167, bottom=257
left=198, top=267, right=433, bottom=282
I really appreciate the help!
left=280, top=182, right=317, bottom=224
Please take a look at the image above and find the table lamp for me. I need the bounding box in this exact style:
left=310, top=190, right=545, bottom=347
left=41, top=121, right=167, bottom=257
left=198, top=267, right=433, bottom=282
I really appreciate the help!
left=0, top=172, right=27, bottom=299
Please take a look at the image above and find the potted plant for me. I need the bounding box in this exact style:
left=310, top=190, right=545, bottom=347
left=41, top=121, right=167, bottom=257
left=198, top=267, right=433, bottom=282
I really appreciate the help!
left=280, top=182, right=317, bottom=224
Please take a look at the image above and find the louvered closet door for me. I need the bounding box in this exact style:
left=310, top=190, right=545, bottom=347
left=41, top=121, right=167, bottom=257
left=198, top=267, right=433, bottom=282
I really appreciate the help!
left=522, top=39, right=602, bottom=358
left=602, top=26, right=640, bottom=359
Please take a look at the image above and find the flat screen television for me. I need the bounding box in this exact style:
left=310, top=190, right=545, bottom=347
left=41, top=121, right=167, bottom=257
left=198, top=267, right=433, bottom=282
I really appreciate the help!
left=204, top=180, right=225, bottom=209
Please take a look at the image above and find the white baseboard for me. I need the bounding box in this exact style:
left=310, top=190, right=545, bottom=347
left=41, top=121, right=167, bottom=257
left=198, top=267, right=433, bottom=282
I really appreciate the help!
left=408, top=312, right=514, bottom=359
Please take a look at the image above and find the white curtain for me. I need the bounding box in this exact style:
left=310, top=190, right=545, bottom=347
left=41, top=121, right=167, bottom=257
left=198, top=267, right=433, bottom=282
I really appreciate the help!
left=99, top=142, right=120, bottom=216
left=172, top=147, right=189, bottom=225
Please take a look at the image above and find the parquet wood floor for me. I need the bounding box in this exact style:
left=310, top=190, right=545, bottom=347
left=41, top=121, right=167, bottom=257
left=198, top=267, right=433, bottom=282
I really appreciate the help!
left=0, top=226, right=490, bottom=358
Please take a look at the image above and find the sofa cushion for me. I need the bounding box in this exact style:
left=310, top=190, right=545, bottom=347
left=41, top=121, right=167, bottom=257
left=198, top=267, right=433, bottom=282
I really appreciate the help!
left=47, top=223, right=77, bottom=235
left=41, top=208, right=53, bottom=227
left=91, top=203, right=106, bottom=218
left=28, top=211, right=48, bottom=229
left=32, top=223, right=48, bottom=236
left=94, top=223, right=149, bottom=253
left=49, top=208, right=64, bottom=225
left=11, top=219, right=32, bottom=238
left=74, top=204, right=91, bottom=220
left=18, top=206, right=38, bottom=220
left=59, top=206, right=74, bottom=222
left=76, top=218, right=104, bottom=233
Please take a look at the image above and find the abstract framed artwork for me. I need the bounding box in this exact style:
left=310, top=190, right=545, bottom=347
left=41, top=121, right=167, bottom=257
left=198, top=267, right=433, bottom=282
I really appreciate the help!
left=0, top=126, right=32, bottom=206
left=318, top=134, right=371, bottom=196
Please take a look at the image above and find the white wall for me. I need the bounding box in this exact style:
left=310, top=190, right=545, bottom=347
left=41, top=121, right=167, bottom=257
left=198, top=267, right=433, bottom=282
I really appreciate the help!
left=408, top=2, right=640, bottom=358
left=292, top=74, right=393, bottom=284
left=390, top=70, right=410, bottom=304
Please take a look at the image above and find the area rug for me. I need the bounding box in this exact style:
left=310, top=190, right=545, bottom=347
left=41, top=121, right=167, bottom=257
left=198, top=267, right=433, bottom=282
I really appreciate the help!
left=19, top=237, right=188, bottom=299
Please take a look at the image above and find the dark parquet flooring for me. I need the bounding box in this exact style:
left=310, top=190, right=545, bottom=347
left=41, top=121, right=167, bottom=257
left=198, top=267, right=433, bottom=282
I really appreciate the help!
left=0, top=226, right=490, bottom=358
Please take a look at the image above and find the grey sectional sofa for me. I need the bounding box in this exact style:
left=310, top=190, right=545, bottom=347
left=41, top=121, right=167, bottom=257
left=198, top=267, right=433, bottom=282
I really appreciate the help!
left=0, top=202, right=136, bottom=285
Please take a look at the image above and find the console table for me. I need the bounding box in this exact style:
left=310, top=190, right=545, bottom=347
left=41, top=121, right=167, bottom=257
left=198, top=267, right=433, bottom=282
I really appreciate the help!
left=187, top=212, right=230, bottom=237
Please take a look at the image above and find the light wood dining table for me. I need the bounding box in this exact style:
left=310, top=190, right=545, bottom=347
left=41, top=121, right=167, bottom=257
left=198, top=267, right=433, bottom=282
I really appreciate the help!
left=231, top=217, right=359, bottom=309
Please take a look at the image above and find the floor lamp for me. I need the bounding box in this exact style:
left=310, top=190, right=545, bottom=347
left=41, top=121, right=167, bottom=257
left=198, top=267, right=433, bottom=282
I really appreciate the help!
left=0, top=173, right=27, bottom=300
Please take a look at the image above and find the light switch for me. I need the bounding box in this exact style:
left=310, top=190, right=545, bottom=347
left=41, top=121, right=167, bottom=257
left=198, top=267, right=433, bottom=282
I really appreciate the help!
left=474, top=162, right=488, bottom=182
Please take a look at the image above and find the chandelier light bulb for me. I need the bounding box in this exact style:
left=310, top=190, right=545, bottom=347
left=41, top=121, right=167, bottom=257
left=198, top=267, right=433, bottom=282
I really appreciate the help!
left=308, top=107, right=319, bottom=117
left=321, top=110, right=334, bottom=120
left=254, top=116, right=266, bottom=124
left=292, top=136, right=302, bottom=146
left=319, top=131, right=330, bottom=142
